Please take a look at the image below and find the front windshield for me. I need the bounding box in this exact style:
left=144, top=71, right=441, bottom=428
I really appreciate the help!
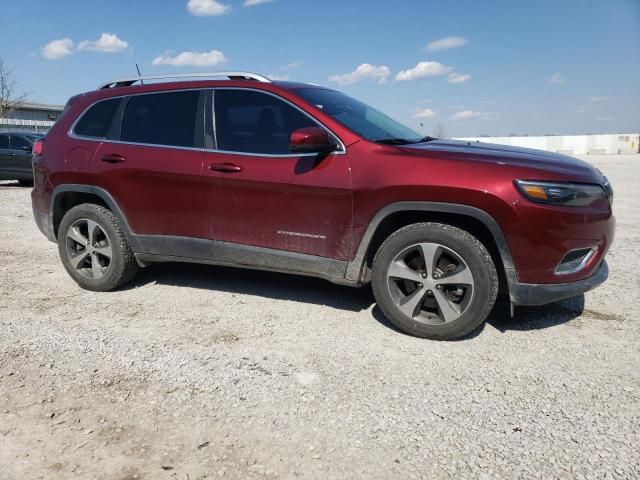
left=293, top=88, right=424, bottom=144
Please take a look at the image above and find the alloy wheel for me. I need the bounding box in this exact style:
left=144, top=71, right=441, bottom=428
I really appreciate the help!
left=386, top=242, right=474, bottom=324
left=65, top=219, right=113, bottom=280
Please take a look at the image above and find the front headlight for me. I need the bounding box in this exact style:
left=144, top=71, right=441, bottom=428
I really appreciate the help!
left=515, top=180, right=608, bottom=207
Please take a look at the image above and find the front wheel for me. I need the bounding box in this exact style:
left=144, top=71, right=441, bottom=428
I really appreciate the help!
left=372, top=222, right=498, bottom=340
left=57, top=203, right=138, bottom=291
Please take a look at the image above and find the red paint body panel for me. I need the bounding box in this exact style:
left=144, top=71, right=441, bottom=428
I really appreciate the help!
left=204, top=150, right=352, bottom=260
left=92, top=142, right=207, bottom=238
left=32, top=79, right=615, bottom=288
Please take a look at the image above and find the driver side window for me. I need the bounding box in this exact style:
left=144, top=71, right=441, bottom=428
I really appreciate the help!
left=213, top=89, right=322, bottom=155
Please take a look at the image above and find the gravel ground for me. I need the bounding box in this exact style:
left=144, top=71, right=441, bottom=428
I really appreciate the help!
left=1, top=155, right=639, bottom=480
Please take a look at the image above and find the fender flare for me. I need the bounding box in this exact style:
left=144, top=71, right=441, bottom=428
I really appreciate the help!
left=50, top=184, right=141, bottom=251
left=344, top=201, right=517, bottom=292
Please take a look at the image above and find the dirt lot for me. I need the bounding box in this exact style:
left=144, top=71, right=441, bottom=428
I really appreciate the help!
left=1, top=155, right=639, bottom=480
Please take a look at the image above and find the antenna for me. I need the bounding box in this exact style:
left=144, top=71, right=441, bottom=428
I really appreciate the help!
left=135, top=64, right=144, bottom=85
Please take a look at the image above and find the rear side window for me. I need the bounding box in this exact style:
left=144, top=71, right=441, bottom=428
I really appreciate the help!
left=0, top=134, right=8, bottom=149
left=214, top=90, right=319, bottom=155
left=121, top=91, right=200, bottom=148
left=74, top=98, right=120, bottom=139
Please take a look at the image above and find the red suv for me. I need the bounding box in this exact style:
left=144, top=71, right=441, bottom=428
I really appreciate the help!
left=31, top=72, right=614, bottom=340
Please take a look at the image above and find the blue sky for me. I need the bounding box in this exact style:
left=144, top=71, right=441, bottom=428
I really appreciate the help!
left=2, top=0, right=638, bottom=137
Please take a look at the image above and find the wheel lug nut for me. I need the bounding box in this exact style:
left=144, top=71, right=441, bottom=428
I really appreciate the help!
left=418, top=283, right=423, bottom=288
left=436, top=285, right=442, bottom=289
left=427, top=290, right=433, bottom=295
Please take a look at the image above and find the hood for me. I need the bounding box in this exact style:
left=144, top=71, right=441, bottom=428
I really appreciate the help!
left=400, top=139, right=600, bottom=179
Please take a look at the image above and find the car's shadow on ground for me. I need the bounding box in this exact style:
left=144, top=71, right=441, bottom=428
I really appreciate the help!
left=0, top=180, right=31, bottom=188
left=487, top=294, right=585, bottom=333
left=127, top=262, right=376, bottom=313
left=126, top=262, right=585, bottom=337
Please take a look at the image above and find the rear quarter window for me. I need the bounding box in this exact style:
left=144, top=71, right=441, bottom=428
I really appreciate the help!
left=73, top=98, right=120, bottom=139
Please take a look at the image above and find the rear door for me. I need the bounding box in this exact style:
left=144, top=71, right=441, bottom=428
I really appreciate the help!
left=91, top=90, right=207, bottom=239
left=204, top=88, right=353, bottom=260
left=8, top=134, right=35, bottom=178
left=0, top=134, right=11, bottom=177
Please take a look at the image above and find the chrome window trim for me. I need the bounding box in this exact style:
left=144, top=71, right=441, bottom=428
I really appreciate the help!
left=67, top=87, right=347, bottom=157
left=70, top=137, right=206, bottom=153
left=67, top=96, right=124, bottom=142
left=554, top=246, right=598, bottom=276
left=68, top=88, right=205, bottom=143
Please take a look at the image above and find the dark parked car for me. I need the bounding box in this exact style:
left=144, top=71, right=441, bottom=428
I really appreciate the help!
left=0, top=132, right=42, bottom=184
left=31, top=72, right=614, bottom=340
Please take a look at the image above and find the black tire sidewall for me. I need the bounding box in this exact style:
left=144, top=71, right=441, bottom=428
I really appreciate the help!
left=372, top=223, right=497, bottom=340
left=57, top=205, right=128, bottom=292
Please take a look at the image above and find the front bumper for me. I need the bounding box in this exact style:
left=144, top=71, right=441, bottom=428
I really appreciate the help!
left=509, top=260, right=608, bottom=306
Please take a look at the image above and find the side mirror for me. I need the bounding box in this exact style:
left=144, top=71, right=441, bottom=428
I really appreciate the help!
left=289, top=127, right=338, bottom=154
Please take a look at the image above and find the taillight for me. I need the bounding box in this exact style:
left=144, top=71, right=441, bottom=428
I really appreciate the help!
left=32, top=139, right=44, bottom=156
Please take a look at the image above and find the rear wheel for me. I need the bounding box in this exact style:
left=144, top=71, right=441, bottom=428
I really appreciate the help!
left=372, top=222, right=498, bottom=340
left=57, top=204, right=138, bottom=291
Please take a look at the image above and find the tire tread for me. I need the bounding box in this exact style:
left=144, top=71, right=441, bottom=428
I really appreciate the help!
left=372, top=222, right=499, bottom=340
left=58, top=203, right=138, bottom=291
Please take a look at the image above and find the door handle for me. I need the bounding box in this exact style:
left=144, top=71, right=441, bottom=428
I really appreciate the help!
left=210, top=163, right=243, bottom=173
left=101, top=154, right=126, bottom=164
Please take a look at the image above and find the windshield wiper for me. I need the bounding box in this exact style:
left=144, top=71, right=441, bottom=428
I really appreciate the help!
left=373, top=138, right=414, bottom=145
left=374, top=136, right=438, bottom=145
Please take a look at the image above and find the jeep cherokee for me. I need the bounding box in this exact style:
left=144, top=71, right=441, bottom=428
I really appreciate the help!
left=31, top=72, right=615, bottom=340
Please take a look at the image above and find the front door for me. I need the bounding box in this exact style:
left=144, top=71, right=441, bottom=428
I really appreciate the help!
left=205, top=89, right=353, bottom=261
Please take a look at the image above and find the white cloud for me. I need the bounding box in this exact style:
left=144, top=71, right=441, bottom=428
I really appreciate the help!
left=447, top=72, right=471, bottom=84
left=245, top=0, right=273, bottom=5
left=395, top=61, right=452, bottom=81
left=425, top=36, right=468, bottom=52
left=152, top=49, right=227, bottom=67
left=548, top=73, right=565, bottom=85
left=413, top=108, right=436, bottom=119
left=41, top=38, right=74, bottom=60
left=281, top=60, right=303, bottom=70
left=329, top=63, right=390, bottom=85
left=187, top=0, right=231, bottom=16
left=451, top=110, right=492, bottom=121
left=78, top=33, right=129, bottom=53
left=589, top=96, right=609, bottom=103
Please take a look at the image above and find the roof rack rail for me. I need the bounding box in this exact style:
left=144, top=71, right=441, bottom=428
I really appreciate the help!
left=97, top=72, right=271, bottom=90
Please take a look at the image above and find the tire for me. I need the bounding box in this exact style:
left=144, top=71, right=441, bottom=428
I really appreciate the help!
left=372, top=222, right=498, bottom=340
left=57, top=203, right=138, bottom=291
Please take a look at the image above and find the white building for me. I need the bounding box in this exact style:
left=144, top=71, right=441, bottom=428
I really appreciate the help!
left=0, top=102, right=64, bottom=133
left=454, top=133, right=640, bottom=155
